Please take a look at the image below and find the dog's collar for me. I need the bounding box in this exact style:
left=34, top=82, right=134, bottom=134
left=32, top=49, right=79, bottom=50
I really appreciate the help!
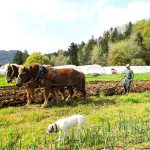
left=54, top=123, right=58, bottom=132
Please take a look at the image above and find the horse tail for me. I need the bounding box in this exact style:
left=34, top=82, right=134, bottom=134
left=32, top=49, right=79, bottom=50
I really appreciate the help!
left=80, top=72, right=86, bottom=97
left=82, top=72, right=85, bottom=90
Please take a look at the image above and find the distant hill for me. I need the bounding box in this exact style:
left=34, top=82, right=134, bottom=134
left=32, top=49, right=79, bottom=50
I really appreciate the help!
left=0, top=50, right=17, bottom=66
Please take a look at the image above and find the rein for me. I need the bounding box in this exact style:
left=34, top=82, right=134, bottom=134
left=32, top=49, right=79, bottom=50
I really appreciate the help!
left=21, top=65, right=42, bottom=86
left=23, top=70, right=40, bottom=86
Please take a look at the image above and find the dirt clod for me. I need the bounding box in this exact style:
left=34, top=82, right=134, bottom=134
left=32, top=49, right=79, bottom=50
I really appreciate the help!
left=0, top=80, right=150, bottom=108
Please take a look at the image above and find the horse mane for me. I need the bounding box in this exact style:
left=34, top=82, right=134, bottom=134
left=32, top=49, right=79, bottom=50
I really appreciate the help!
left=21, top=64, right=41, bottom=77
left=5, top=64, right=11, bottom=72
left=5, top=63, right=21, bottom=71
left=26, top=64, right=51, bottom=73
left=19, top=64, right=53, bottom=80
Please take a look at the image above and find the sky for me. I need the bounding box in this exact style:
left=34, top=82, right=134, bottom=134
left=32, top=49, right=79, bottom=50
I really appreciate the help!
left=0, top=0, right=150, bottom=54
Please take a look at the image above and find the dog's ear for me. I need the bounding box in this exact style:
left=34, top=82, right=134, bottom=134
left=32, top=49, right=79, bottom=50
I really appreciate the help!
left=48, top=125, right=54, bottom=133
left=52, top=125, right=54, bottom=131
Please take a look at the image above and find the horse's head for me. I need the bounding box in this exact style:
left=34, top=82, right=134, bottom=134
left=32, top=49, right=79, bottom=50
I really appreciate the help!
left=5, top=64, right=13, bottom=83
left=6, top=64, right=20, bottom=83
left=16, top=64, right=39, bottom=87
left=16, top=66, right=30, bottom=87
left=5, top=64, right=12, bottom=83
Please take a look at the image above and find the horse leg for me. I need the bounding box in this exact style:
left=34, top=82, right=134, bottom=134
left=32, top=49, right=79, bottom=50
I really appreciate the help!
left=42, top=86, right=51, bottom=108
left=25, top=84, right=36, bottom=105
left=78, top=88, right=86, bottom=100
left=65, top=87, right=74, bottom=103
left=30, top=83, right=40, bottom=103
left=76, top=84, right=86, bottom=100
left=61, top=88, right=69, bottom=100
left=82, top=89, right=87, bottom=100
left=52, top=88, right=63, bottom=105
left=25, top=88, right=34, bottom=105
left=30, top=91, right=36, bottom=103
left=81, top=77, right=86, bottom=100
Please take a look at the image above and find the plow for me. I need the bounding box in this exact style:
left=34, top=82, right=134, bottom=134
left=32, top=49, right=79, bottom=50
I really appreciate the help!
left=0, top=80, right=150, bottom=108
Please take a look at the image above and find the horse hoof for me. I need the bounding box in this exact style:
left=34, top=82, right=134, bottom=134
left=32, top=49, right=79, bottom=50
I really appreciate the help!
left=56, top=103, right=61, bottom=106
left=42, top=104, right=48, bottom=108
left=26, top=103, right=31, bottom=106
left=64, top=100, right=71, bottom=105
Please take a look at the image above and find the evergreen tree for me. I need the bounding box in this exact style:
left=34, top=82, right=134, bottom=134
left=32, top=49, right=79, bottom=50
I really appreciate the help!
left=99, top=37, right=109, bottom=54
left=68, top=42, right=79, bottom=65
left=103, top=31, right=110, bottom=39
left=22, top=49, right=29, bottom=63
left=110, top=27, right=113, bottom=32
left=79, top=41, right=85, bottom=50
left=78, top=41, right=85, bottom=65
left=110, top=28, right=118, bottom=42
left=13, top=51, right=23, bottom=65
left=124, top=21, right=132, bottom=38
left=136, top=32, right=143, bottom=46
left=89, top=35, right=97, bottom=45
left=80, top=36, right=97, bottom=65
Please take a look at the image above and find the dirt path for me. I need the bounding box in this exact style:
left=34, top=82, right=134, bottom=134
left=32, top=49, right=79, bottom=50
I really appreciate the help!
left=0, top=80, right=150, bottom=108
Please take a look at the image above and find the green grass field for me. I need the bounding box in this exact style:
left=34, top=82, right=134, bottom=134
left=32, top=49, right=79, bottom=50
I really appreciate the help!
left=0, top=73, right=150, bottom=149
left=86, top=73, right=150, bottom=82
left=0, top=73, right=150, bottom=86
left=0, top=75, right=14, bottom=86
left=0, top=93, right=150, bottom=149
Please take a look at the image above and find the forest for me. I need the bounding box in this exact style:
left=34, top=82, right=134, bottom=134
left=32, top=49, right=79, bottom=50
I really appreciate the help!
left=13, top=19, right=150, bottom=66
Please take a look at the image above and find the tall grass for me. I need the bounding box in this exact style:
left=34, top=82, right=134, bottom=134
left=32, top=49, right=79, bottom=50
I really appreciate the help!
left=0, top=118, right=149, bottom=149
left=0, top=92, right=150, bottom=149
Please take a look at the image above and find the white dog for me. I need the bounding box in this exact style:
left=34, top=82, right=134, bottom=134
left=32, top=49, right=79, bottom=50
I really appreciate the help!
left=47, top=115, right=85, bottom=141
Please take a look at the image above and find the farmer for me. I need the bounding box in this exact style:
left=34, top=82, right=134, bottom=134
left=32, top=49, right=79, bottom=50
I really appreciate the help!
left=123, top=64, right=134, bottom=94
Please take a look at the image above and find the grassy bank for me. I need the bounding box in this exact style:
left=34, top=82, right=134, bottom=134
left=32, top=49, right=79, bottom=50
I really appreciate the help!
left=0, top=75, right=14, bottom=86
left=0, top=92, right=150, bottom=149
left=0, top=73, right=150, bottom=86
left=86, top=73, right=150, bottom=82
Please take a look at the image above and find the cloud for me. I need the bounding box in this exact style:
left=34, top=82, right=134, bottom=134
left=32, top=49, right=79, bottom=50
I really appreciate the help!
left=0, top=0, right=79, bottom=53
left=60, top=0, right=106, bottom=41
left=0, top=33, right=70, bottom=54
left=16, top=0, right=79, bottom=22
left=92, top=0, right=150, bottom=37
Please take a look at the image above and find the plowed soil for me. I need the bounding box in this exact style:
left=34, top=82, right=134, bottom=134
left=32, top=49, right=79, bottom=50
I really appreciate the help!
left=0, top=80, right=150, bottom=108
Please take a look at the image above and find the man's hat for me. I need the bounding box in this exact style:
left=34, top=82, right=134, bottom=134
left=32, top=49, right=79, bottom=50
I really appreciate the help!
left=126, top=64, right=130, bottom=67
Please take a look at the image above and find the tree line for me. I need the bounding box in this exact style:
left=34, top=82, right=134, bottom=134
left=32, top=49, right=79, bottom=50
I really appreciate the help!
left=13, top=19, right=150, bottom=66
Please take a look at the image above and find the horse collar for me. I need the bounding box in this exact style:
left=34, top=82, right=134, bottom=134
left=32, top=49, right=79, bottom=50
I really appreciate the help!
left=38, top=65, right=45, bottom=80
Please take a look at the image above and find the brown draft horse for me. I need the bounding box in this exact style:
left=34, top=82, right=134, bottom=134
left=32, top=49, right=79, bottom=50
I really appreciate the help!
left=5, top=64, right=62, bottom=104
left=16, top=64, right=86, bottom=107
left=5, top=64, right=40, bottom=103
